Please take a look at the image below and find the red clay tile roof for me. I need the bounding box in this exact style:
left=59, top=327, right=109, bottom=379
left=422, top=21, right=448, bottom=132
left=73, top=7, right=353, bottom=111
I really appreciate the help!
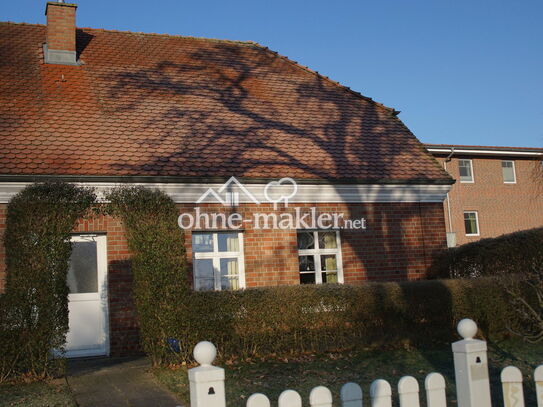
left=0, top=22, right=452, bottom=184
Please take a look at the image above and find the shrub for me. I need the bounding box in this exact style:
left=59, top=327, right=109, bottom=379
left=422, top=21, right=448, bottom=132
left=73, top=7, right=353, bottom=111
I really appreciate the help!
left=106, top=187, right=189, bottom=366
left=164, top=278, right=512, bottom=363
left=0, top=182, right=96, bottom=381
left=430, top=227, right=543, bottom=279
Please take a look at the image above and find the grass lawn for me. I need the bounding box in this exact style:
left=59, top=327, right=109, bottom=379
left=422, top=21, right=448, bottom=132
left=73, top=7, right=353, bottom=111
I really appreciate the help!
left=0, top=379, right=76, bottom=407
left=154, top=340, right=543, bottom=406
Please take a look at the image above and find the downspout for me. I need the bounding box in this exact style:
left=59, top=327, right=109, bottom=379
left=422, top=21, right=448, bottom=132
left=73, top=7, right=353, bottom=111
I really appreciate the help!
left=444, top=147, right=454, bottom=233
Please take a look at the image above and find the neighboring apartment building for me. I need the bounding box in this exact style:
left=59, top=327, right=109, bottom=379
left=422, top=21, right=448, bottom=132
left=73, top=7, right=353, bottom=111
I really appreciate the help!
left=426, top=144, right=543, bottom=247
left=0, top=3, right=452, bottom=356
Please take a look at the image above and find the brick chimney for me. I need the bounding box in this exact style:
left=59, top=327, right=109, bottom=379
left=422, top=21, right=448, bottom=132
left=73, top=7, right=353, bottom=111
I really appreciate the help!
left=44, top=1, right=78, bottom=65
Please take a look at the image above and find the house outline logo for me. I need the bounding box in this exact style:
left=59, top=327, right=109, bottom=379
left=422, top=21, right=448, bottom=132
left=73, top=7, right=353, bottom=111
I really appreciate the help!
left=196, top=176, right=260, bottom=206
left=196, top=176, right=298, bottom=207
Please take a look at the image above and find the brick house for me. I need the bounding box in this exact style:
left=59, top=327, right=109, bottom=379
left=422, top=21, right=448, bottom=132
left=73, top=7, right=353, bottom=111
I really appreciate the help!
left=0, top=2, right=453, bottom=356
left=426, top=144, right=543, bottom=247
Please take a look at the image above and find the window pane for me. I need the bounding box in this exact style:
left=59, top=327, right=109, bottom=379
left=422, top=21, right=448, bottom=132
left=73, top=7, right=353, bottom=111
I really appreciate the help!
left=218, top=233, right=239, bottom=252
left=464, top=212, right=478, bottom=235
left=297, top=231, right=315, bottom=250
left=220, top=258, right=239, bottom=290
left=322, top=272, right=338, bottom=283
left=300, top=273, right=316, bottom=284
left=502, top=161, right=515, bottom=182
left=299, top=255, right=315, bottom=271
left=194, top=259, right=214, bottom=291
left=68, top=241, right=98, bottom=294
left=192, top=233, right=213, bottom=252
left=318, top=232, right=337, bottom=249
left=459, top=160, right=473, bottom=182
left=321, top=255, right=337, bottom=271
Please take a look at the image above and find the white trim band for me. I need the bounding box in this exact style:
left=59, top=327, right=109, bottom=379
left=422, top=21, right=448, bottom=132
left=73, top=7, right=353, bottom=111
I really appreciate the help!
left=427, top=148, right=543, bottom=157
left=0, top=182, right=451, bottom=204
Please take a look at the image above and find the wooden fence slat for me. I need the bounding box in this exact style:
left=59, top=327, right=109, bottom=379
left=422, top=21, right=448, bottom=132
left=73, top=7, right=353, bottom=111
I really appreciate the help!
left=341, top=382, right=363, bottom=407
left=425, top=373, right=447, bottom=407
left=247, top=393, right=271, bottom=407
left=310, top=386, right=333, bottom=407
left=501, top=366, right=525, bottom=407
left=398, top=376, right=420, bottom=407
left=534, top=365, right=543, bottom=407
left=370, top=379, right=392, bottom=407
left=278, top=389, right=302, bottom=407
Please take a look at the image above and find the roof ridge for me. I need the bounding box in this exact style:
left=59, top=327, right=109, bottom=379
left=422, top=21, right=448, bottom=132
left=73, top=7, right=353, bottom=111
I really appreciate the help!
left=0, top=21, right=259, bottom=47
left=255, top=44, right=399, bottom=115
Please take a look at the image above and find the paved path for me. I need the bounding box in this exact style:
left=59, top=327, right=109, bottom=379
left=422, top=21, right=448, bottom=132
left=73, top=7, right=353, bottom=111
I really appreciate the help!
left=67, top=357, right=183, bottom=407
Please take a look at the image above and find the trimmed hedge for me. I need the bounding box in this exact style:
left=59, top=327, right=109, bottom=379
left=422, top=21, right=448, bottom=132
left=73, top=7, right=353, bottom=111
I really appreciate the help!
left=106, top=187, right=189, bottom=366
left=430, top=227, right=543, bottom=279
left=0, top=182, right=96, bottom=381
left=164, top=278, right=513, bottom=363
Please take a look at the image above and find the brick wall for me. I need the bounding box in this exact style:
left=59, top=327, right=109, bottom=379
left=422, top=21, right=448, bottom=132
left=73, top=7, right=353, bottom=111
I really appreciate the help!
left=0, top=200, right=447, bottom=355
left=434, top=155, right=543, bottom=246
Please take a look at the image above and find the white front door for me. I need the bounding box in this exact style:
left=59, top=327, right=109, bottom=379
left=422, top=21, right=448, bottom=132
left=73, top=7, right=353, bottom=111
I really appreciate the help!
left=65, top=234, right=109, bottom=358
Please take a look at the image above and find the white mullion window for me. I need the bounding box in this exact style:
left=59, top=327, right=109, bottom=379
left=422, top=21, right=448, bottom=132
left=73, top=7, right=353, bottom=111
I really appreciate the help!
left=297, top=230, right=343, bottom=285
left=192, top=231, right=245, bottom=291
left=459, top=159, right=474, bottom=183
left=502, top=160, right=516, bottom=183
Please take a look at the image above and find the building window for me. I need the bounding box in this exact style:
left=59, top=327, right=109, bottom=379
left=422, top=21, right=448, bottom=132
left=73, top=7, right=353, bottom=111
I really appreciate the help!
left=297, top=230, right=343, bottom=284
left=463, top=212, right=479, bottom=236
left=502, top=160, right=516, bottom=183
left=459, top=159, right=474, bottom=182
left=192, top=231, right=245, bottom=291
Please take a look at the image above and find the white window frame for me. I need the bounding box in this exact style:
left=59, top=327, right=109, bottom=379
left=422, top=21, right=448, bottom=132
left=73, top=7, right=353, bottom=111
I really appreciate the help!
left=463, top=211, right=480, bottom=236
left=459, top=159, right=474, bottom=183
left=192, top=231, right=245, bottom=291
left=297, top=230, right=344, bottom=284
left=501, top=160, right=516, bottom=183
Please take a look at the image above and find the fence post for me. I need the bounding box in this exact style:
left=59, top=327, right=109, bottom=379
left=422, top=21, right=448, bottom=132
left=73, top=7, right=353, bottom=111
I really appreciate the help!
left=247, top=393, right=271, bottom=407
left=188, top=341, right=226, bottom=407
left=370, top=379, right=392, bottom=407
left=425, top=373, right=447, bottom=407
left=310, top=386, right=333, bottom=407
left=278, top=389, right=302, bottom=407
left=451, top=319, right=492, bottom=407
left=501, top=366, right=525, bottom=407
left=535, top=365, right=543, bottom=407
left=398, top=376, right=420, bottom=407
left=341, top=382, right=363, bottom=407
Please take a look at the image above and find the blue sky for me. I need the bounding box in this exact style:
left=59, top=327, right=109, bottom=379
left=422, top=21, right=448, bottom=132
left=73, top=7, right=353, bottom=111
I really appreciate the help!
left=3, top=0, right=542, bottom=147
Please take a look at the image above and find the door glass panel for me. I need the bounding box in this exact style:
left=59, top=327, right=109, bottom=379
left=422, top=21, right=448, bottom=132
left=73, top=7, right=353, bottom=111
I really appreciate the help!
left=195, top=259, right=214, bottom=291
left=318, top=232, right=337, bottom=249
left=297, top=232, right=315, bottom=250
left=218, top=233, right=239, bottom=252
left=220, top=258, right=239, bottom=290
left=68, top=241, right=98, bottom=294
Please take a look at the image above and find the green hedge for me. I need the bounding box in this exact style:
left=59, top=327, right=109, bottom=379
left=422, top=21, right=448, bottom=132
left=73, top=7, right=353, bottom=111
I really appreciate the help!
left=430, top=227, right=543, bottom=279
left=106, top=187, right=189, bottom=366
left=0, top=182, right=95, bottom=381
left=164, top=278, right=513, bottom=363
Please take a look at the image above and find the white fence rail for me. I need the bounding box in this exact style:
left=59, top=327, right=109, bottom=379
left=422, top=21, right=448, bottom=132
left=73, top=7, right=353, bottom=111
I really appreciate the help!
left=188, top=319, right=543, bottom=407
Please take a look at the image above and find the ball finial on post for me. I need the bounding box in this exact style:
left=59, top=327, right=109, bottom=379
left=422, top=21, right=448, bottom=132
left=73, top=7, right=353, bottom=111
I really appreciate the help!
left=193, top=341, right=217, bottom=366
left=457, top=318, right=478, bottom=340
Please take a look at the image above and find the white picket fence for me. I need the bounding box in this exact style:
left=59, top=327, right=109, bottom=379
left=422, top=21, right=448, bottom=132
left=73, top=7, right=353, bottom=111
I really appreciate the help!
left=188, top=319, right=543, bottom=407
